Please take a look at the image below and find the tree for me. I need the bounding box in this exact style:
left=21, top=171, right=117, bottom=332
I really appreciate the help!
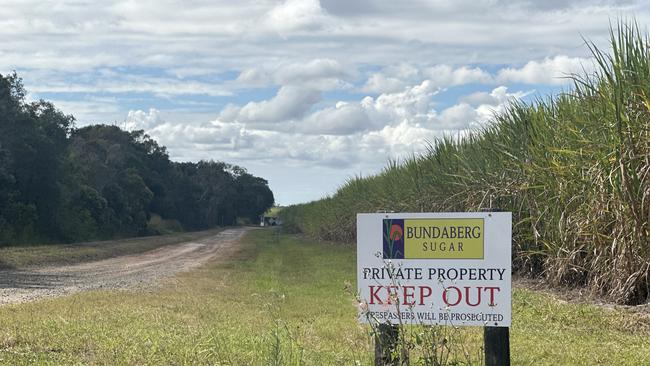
left=0, top=73, right=74, bottom=242
left=0, top=71, right=276, bottom=245
left=234, top=171, right=274, bottom=223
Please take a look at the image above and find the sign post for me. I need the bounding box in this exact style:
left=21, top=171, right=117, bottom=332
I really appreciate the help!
left=356, top=212, right=512, bottom=365
left=484, top=325, right=510, bottom=366
left=374, top=323, right=400, bottom=366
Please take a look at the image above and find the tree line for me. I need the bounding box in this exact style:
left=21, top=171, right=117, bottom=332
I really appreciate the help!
left=0, top=73, right=274, bottom=246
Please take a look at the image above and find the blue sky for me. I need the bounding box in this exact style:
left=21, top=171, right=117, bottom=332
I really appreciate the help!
left=2, top=0, right=649, bottom=205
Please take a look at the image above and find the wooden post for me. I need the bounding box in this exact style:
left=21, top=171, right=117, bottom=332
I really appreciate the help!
left=484, top=326, right=510, bottom=366
left=374, top=323, right=399, bottom=366
left=374, top=210, right=402, bottom=366
left=481, top=206, right=510, bottom=366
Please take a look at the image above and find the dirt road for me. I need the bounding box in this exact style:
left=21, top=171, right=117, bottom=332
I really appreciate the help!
left=0, top=227, right=250, bottom=305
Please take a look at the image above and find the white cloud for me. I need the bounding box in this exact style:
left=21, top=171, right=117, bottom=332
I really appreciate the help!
left=361, top=73, right=410, bottom=94
left=26, top=76, right=232, bottom=97
left=274, top=58, right=351, bottom=88
left=219, top=86, right=321, bottom=124
left=424, top=65, right=494, bottom=88
left=264, top=0, right=331, bottom=33
left=236, top=58, right=352, bottom=90
left=361, top=63, right=421, bottom=93
left=300, top=102, right=371, bottom=135
left=455, top=86, right=533, bottom=128
left=364, top=121, right=442, bottom=158
left=459, top=91, right=500, bottom=106
left=236, top=68, right=271, bottom=86
left=297, top=80, right=441, bottom=135
left=369, top=80, right=438, bottom=126
left=437, top=103, right=478, bottom=129
left=497, top=55, right=596, bottom=85
left=125, top=108, right=165, bottom=131
left=173, top=82, right=527, bottom=170
left=215, top=81, right=529, bottom=139
left=362, top=63, right=494, bottom=94
left=461, top=86, right=531, bottom=106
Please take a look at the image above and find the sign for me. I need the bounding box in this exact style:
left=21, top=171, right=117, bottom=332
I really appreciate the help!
left=357, top=212, right=511, bottom=327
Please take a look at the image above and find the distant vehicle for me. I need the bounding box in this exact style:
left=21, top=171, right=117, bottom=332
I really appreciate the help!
left=260, top=216, right=282, bottom=227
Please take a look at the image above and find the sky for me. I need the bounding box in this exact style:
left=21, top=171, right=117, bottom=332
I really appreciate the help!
left=2, top=0, right=649, bottom=205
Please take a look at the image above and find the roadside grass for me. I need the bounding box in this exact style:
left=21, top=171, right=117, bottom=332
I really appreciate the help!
left=0, top=229, right=648, bottom=365
left=0, top=228, right=223, bottom=269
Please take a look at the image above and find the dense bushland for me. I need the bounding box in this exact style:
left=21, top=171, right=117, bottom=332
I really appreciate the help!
left=280, top=24, right=649, bottom=305
left=0, top=74, right=274, bottom=246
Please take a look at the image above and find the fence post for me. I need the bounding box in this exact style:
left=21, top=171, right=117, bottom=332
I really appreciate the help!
left=374, top=323, right=399, bottom=366
left=481, top=207, right=510, bottom=366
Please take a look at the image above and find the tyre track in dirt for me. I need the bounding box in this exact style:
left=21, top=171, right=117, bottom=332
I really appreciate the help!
left=0, top=227, right=250, bottom=305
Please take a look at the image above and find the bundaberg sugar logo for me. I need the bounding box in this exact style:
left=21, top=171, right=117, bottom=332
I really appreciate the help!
left=383, top=218, right=485, bottom=259
left=382, top=219, right=405, bottom=259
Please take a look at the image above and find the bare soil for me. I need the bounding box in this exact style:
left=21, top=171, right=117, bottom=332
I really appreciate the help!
left=0, top=227, right=250, bottom=305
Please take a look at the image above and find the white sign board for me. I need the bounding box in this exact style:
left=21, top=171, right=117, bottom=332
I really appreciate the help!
left=357, top=212, right=511, bottom=327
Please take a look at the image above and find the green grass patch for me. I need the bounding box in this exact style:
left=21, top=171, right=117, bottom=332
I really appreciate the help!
left=265, top=206, right=283, bottom=217
left=0, top=229, right=648, bottom=365
left=0, top=229, right=223, bottom=269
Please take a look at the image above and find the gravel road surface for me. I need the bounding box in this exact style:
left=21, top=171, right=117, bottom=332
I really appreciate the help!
left=0, top=227, right=249, bottom=305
